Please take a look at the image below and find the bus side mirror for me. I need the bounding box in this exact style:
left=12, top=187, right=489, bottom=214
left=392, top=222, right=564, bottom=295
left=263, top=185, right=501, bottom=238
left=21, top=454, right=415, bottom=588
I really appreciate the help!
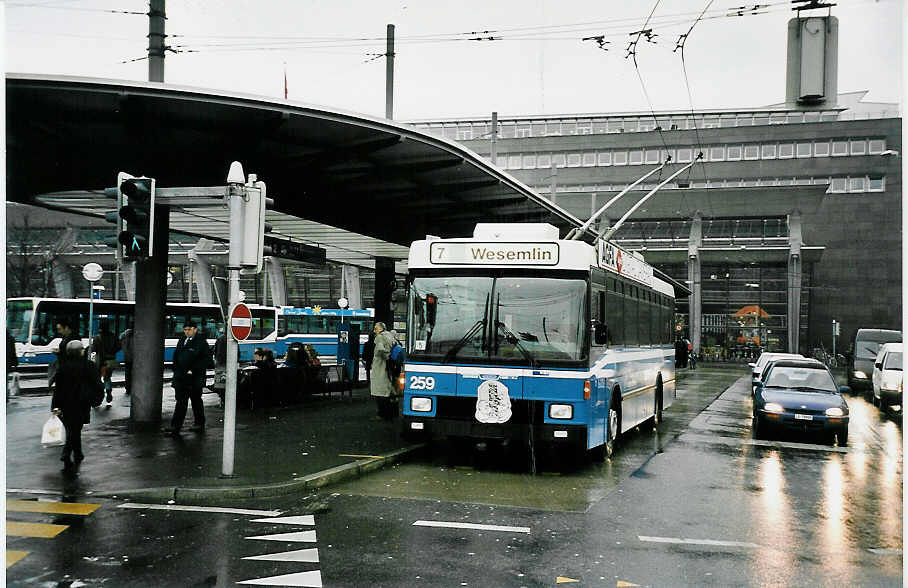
left=426, top=294, right=437, bottom=327
left=594, top=321, right=608, bottom=345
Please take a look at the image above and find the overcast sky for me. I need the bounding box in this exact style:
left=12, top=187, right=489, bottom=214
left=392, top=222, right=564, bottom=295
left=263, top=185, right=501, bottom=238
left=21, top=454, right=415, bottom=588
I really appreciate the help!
left=4, top=0, right=903, bottom=120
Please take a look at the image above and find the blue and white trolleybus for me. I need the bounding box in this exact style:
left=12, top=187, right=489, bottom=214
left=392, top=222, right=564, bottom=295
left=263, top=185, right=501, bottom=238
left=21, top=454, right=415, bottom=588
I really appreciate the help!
left=400, top=223, right=676, bottom=458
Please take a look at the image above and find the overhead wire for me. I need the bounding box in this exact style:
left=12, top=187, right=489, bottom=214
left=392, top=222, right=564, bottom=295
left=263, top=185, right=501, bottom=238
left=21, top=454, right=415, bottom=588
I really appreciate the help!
left=674, top=0, right=715, bottom=218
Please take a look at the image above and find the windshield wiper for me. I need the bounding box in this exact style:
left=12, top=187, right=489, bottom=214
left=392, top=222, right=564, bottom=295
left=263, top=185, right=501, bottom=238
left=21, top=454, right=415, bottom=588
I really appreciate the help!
left=494, top=321, right=537, bottom=367
left=441, top=294, right=490, bottom=364
left=789, top=386, right=836, bottom=393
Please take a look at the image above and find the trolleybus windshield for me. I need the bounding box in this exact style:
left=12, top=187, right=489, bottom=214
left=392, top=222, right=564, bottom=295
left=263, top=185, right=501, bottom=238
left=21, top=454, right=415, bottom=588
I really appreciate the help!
left=409, top=275, right=588, bottom=365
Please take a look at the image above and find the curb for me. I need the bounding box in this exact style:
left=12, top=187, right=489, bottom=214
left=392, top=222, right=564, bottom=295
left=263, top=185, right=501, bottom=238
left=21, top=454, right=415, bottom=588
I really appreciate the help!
left=93, top=443, right=426, bottom=503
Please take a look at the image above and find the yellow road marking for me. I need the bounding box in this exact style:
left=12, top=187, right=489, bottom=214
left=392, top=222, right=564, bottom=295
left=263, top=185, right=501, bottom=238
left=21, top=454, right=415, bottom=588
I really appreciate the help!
left=6, top=522, right=69, bottom=539
left=617, top=581, right=641, bottom=587
left=7, top=499, right=100, bottom=516
left=338, top=454, right=384, bottom=459
left=6, top=550, right=28, bottom=568
left=556, top=578, right=579, bottom=584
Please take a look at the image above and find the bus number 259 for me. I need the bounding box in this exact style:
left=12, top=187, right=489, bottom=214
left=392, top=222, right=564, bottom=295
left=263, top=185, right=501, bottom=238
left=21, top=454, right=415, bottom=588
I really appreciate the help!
left=409, top=376, right=436, bottom=390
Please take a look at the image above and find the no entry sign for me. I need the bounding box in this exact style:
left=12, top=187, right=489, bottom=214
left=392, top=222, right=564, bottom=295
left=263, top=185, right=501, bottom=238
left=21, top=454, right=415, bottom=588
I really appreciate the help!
left=229, top=302, right=253, bottom=341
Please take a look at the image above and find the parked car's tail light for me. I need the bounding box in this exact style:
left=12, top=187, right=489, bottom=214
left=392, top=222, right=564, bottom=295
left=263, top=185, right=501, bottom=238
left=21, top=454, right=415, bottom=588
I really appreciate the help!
left=825, top=407, right=845, bottom=417
left=764, top=403, right=784, bottom=413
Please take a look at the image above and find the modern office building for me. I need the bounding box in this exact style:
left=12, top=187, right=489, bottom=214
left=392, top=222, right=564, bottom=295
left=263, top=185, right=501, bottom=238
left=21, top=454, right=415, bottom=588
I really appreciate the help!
left=409, top=17, right=901, bottom=357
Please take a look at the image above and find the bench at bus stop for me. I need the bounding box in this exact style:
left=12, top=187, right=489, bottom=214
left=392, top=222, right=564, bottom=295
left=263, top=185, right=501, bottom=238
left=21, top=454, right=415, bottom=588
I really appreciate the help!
left=235, top=362, right=354, bottom=409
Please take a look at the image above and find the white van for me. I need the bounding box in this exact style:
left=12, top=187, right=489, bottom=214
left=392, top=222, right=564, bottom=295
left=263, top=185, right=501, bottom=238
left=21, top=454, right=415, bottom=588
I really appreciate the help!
left=850, top=329, right=901, bottom=390
left=871, top=342, right=902, bottom=410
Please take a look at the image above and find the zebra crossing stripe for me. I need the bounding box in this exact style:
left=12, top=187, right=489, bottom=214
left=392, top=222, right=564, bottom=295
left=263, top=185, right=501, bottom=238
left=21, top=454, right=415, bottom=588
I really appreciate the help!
left=251, top=515, right=315, bottom=526
left=247, top=530, right=317, bottom=543
left=6, top=522, right=68, bottom=539
left=237, top=570, right=323, bottom=586
left=243, top=548, right=319, bottom=563
left=7, top=499, right=100, bottom=516
left=6, top=550, right=28, bottom=568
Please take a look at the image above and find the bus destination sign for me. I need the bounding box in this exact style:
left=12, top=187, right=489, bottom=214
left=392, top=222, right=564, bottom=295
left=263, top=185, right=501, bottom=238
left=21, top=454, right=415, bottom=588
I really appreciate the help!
left=599, top=241, right=653, bottom=287
left=430, top=242, right=559, bottom=265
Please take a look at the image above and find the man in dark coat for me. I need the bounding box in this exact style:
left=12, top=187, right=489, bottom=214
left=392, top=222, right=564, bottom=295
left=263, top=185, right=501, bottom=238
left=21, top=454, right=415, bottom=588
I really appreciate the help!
left=362, top=330, right=376, bottom=384
left=166, top=321, right=211, bottom=435
left=51, top=340, right=101, bottom=474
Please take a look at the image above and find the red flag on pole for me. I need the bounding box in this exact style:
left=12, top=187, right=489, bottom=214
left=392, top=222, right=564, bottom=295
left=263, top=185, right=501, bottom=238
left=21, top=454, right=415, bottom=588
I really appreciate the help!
left=283, top=65, right=288, bottom=99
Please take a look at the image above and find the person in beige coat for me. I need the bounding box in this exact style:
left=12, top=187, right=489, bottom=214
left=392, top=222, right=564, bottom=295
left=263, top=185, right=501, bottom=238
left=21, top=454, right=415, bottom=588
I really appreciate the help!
left=369, top=322, right=398, bottom=420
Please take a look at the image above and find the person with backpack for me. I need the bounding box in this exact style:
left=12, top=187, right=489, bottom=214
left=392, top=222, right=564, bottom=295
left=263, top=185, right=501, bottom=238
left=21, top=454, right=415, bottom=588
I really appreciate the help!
left=369, top=321, right=398, bottom=420
left=51, top=340, right=103, bottom=474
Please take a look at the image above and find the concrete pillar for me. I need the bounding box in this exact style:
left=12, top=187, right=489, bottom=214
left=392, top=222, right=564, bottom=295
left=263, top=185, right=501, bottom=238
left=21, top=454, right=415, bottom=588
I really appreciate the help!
left=51, top=258, right=75, bottom=298
left=122, top=262, right=137, bottom=301
left=687, top=212, right=703, bottom=353
left=787, top=210, right=803, bottom=354
left=265, top=257, right=287, bottom=307
left=130, top=204, right=169, bottom=427
left=374, top=257, right=396, bottom=328
left=188, top=252, right=214, bottom=304
left=341, top=265, right=362, bottom=309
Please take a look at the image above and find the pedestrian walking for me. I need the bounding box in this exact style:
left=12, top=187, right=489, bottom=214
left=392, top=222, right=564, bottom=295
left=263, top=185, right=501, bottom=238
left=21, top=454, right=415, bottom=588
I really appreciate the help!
left=49, top=317, right=78, bottom=391
left=369, top=321, right=398, bottom=420
left=213, top=331, right=227, bottom=407
left=7, top=328, right=19, bottom=401
left=50, top=340, right=102, bottom=474
left=119, top=326, right=134, bottom=396
left=165, top=321, right=211, bottom=435
left=91, top=318, right=120, bottom=404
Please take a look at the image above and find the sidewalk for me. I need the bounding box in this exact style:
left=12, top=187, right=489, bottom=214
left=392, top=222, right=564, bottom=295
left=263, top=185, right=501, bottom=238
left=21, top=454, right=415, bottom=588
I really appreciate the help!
left=6, top=381, right=421, bottom=503
left=7, top=367, right=708, bottom=504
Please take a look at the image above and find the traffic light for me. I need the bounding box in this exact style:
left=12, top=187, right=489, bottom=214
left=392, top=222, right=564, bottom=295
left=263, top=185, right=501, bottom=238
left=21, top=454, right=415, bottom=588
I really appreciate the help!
left=105, top=172, right=156, bottom=259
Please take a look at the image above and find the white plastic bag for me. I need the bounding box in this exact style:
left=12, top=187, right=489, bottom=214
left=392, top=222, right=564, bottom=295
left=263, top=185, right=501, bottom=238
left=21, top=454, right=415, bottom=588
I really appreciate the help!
left=7, top=372, right=21, bottom=397
left=41, top=414, right=65, bottom=448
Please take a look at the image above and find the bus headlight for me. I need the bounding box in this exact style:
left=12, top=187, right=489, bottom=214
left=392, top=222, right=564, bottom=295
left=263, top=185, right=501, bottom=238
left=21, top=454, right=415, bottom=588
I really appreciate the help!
left=410, top=397, right=433, bottom=412
left=549, top=404, right=573, bottom=419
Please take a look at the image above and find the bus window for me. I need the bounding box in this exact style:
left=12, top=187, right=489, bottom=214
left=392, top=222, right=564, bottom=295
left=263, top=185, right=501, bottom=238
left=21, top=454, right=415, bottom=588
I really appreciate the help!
left=606, top=289, right=624, bottom=344
left=7, top=300, right=34, bottom=343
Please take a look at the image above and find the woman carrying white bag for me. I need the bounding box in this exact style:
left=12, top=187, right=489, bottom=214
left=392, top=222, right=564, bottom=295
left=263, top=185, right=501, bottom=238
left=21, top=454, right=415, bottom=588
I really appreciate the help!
left=49, top=340, right=103, bottom=474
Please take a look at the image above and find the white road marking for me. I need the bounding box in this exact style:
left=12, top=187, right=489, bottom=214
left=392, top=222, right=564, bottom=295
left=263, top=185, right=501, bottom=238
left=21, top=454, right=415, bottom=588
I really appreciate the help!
left=868, top=548, right=903, bottom=555
left=638, top=535, right=760, bottom=548
left=7, top=488, right=65, bottom=496
left=412, top=520, right=531, bottom=534
left=117, top=503, right=281, bottom=516
left=251, top=515, right=315, bottom=526
left=247, top=530, right=317, bottom=542
left=243, top=548, right=319, bottom=563
left=237, top=570, right=323, bottom=587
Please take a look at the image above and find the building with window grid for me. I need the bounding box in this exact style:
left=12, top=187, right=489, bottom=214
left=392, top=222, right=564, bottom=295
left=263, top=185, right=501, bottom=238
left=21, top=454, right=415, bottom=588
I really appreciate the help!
left=409, top=91, right=901, bottom=357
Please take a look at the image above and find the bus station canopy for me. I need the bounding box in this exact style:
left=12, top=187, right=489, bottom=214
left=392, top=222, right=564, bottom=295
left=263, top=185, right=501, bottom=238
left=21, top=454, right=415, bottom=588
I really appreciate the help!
left=6, top=74, right=586, bottom=271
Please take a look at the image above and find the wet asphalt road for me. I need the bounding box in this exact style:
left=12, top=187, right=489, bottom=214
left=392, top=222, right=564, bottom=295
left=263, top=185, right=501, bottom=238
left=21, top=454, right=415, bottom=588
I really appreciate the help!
left=6, top=366, right=902, bottom=587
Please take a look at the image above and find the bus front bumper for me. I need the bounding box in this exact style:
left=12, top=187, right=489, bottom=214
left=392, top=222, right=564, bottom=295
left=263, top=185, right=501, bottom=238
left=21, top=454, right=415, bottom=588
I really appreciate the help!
left=401, top=416, right=586, bottom=446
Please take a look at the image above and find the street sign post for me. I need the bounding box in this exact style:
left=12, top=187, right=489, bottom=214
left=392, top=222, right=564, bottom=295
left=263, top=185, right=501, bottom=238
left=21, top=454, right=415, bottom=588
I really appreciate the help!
left=228, top=302, right=252, bottom=341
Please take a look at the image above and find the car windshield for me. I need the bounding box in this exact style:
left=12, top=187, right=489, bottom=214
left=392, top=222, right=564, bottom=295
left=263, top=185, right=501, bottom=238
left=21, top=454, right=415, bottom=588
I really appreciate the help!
left=883, top=352, right=903, bottom=371
left=764, top=366, right=838, bottom=392
left=408, top=275, right=588, bottom=365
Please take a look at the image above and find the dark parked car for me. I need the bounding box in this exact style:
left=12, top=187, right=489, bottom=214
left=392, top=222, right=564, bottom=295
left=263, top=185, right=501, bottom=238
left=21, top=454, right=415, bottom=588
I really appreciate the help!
left=753, top=359, right=851, bottom=445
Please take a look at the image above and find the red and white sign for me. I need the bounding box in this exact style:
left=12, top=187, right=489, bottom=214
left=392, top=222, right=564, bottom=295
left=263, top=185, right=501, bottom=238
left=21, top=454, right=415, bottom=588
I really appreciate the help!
left=229, top=302, right=253, bottom=341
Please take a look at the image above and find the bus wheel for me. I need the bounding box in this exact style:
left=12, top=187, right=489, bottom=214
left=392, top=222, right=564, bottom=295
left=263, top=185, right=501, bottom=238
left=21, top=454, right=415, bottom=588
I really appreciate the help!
left=605, top=396, right=621, bottom=459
